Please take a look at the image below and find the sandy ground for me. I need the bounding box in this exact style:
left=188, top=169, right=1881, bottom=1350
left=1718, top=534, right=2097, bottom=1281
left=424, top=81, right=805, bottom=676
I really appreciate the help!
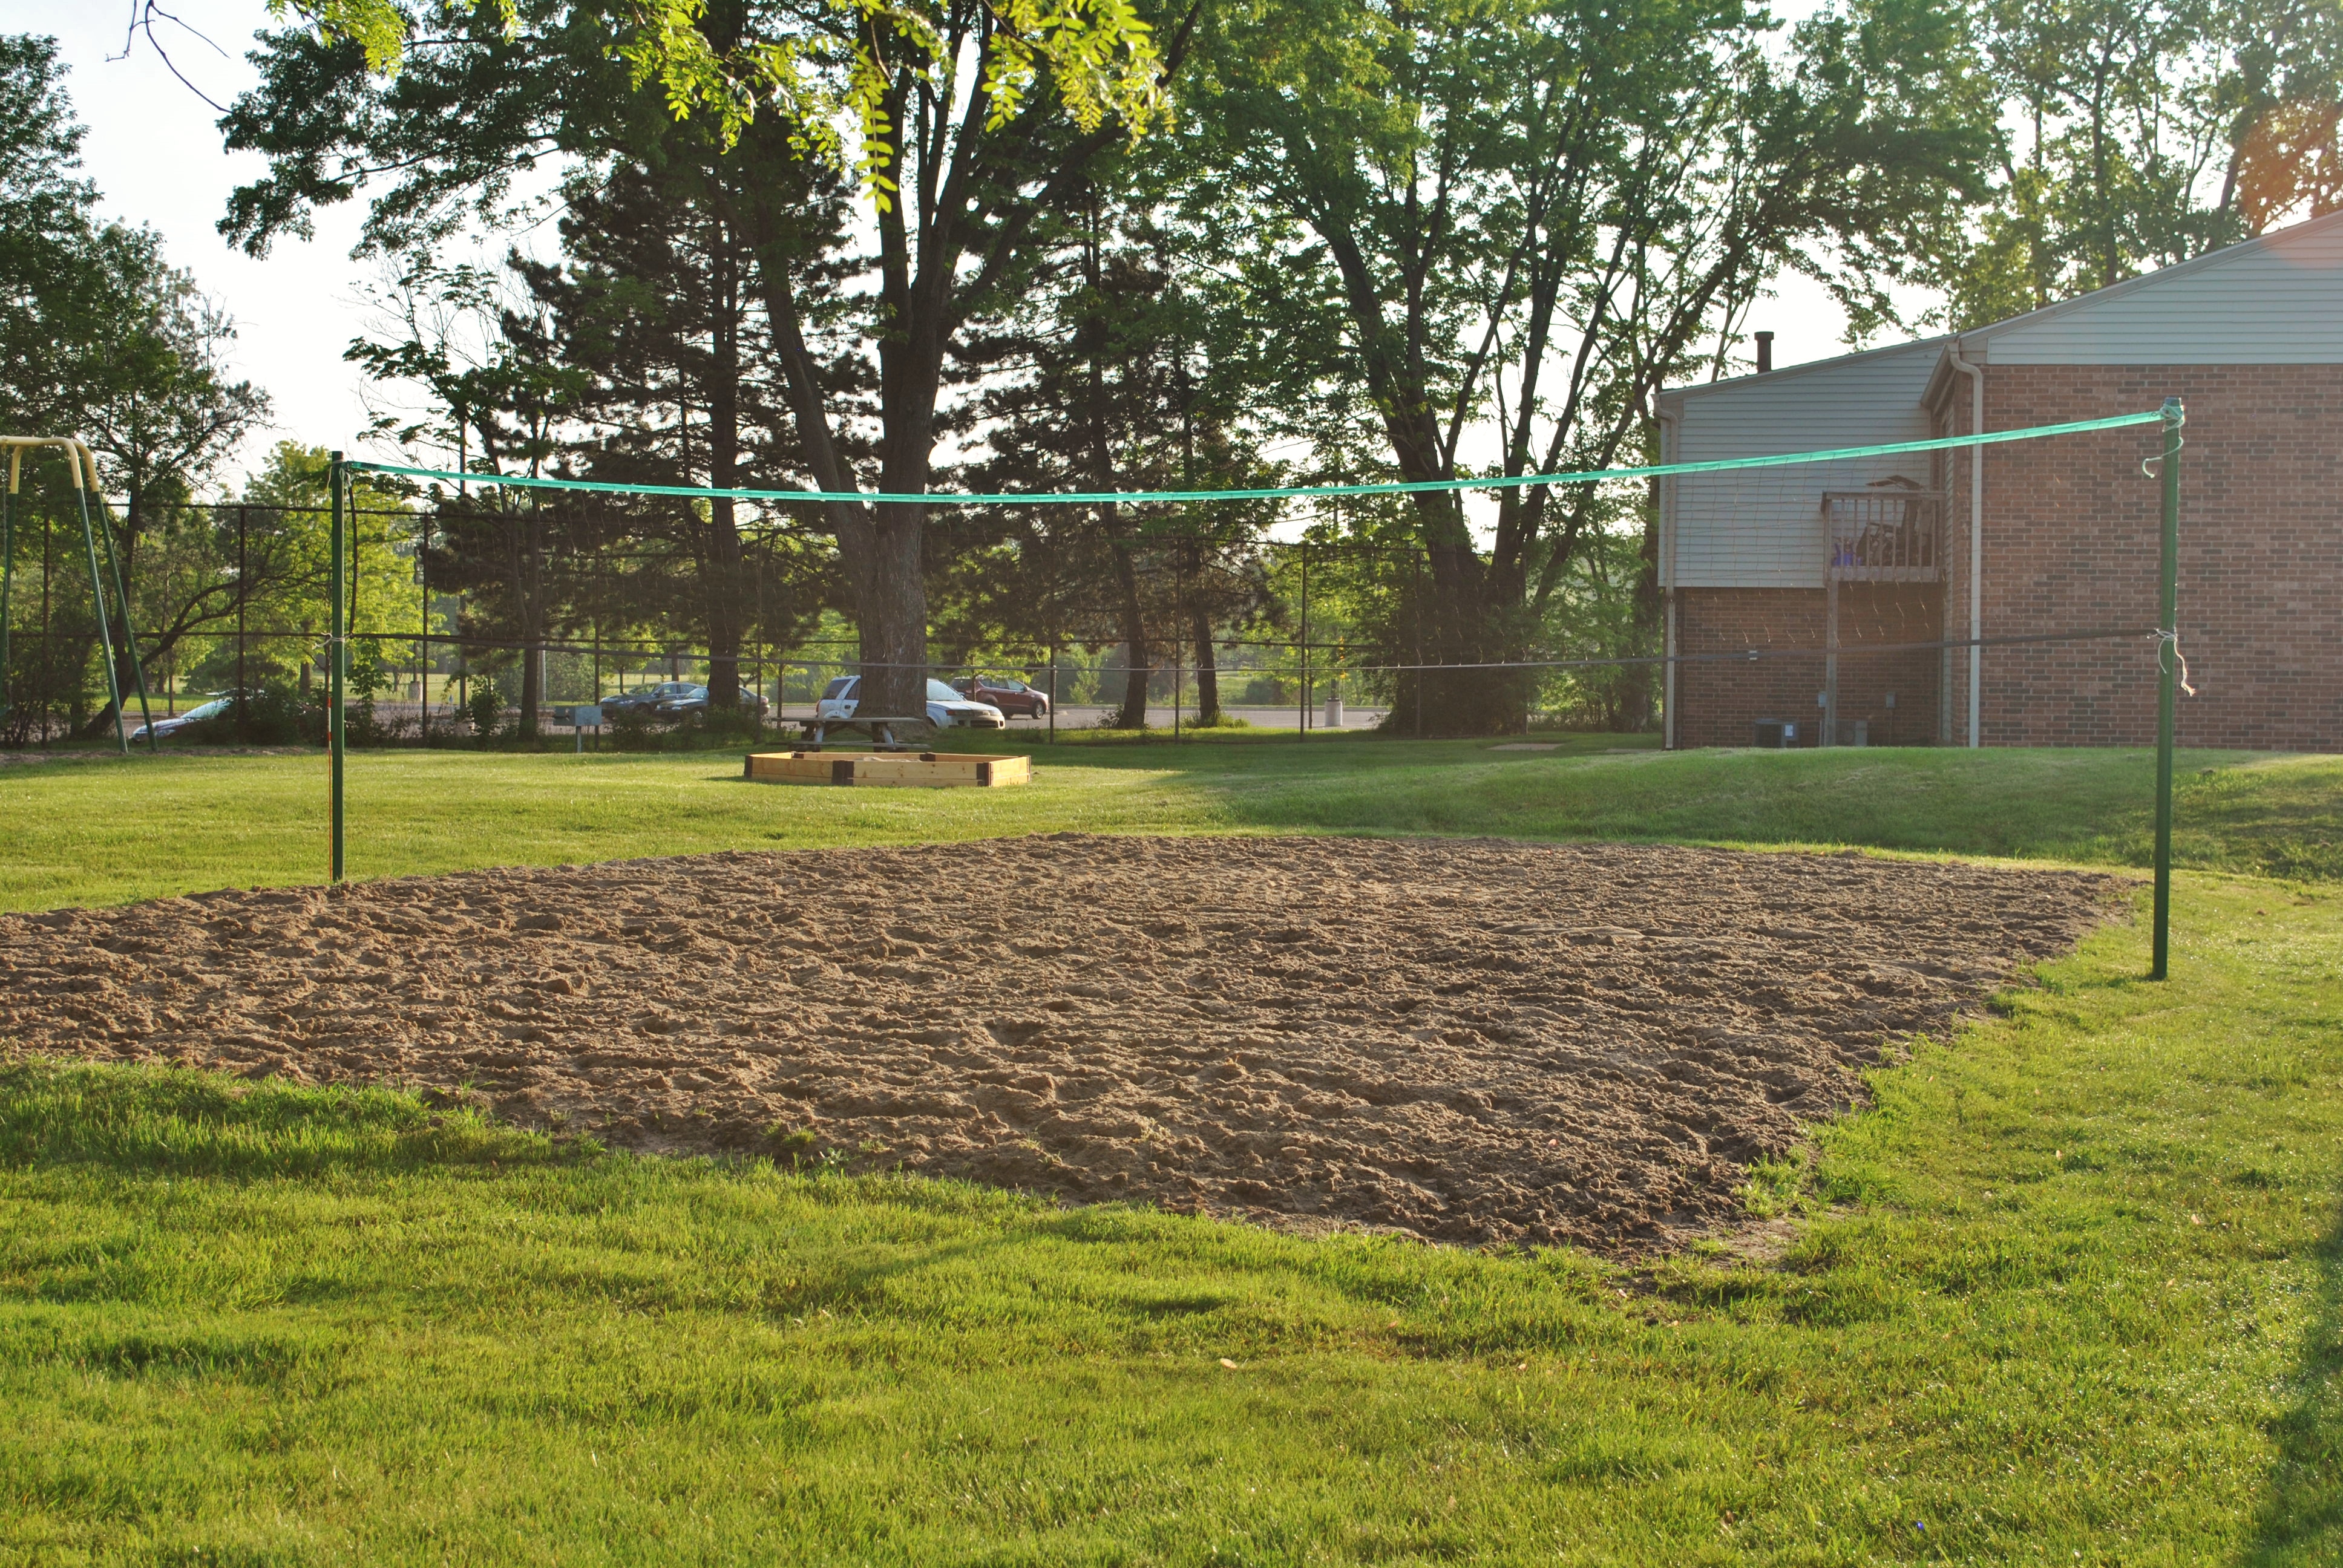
left=0, top=836, right=2122, bottom=1249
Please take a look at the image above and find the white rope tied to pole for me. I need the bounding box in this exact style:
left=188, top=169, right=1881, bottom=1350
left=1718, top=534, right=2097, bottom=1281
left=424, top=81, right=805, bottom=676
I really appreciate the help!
left=2154, top=630, right=2197, bottom=697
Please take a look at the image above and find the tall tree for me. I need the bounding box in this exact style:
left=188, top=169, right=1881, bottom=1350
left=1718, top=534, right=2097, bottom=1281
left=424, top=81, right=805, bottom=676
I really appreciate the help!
left=513, top=140, right=836, bottom=714
left=347, top=256, right=579, bottom=728
left=0, top=33, right=269, bottom=734
left=960, top=185, right=1276, bottom=727
left=228, top=0, right=1179, bottom=717
left=1194, top=0, right=1993, bottom=731
left=1932, top=0, right=2343, bottom=326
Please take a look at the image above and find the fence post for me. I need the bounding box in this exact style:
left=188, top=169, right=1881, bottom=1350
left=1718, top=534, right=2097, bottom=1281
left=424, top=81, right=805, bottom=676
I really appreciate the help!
left=2151, top=397, right=2184, bottom=980
left=1299, top=543, right=1309, bottom=740
left=236, top=505, right=249, bottom=738
left=1, top=451, right=16, bottom=726
left=329, top=451, right=347, bottom=884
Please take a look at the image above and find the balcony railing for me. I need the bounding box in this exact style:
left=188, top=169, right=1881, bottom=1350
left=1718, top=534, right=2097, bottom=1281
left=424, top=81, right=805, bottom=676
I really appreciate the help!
left=1823, top=485, right=1943, bottom=582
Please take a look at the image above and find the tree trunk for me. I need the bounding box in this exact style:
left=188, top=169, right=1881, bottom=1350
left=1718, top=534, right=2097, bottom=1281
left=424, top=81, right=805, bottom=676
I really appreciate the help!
left=1110, top=522, right=1150, bottom=728
left=514, top=503, right=542, bottom=735
left=1190, top=602, right=1220, bottom=724
left=1622, top=499, right=1662, bottom=733
left=705, top=229, right=744, bottom=716
left=863, top=500, right=931, bottom=721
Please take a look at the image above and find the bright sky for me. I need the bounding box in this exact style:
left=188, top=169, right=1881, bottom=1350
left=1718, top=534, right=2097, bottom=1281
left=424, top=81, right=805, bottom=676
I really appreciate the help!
left=11, top=0, right=1895, bottom=493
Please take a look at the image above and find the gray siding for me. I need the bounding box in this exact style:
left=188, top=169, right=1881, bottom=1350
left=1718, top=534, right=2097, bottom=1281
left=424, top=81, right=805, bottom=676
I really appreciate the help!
left=1976, top=212, right=2343, bottom=365
left=1660, top=339, right=1942, bottom=590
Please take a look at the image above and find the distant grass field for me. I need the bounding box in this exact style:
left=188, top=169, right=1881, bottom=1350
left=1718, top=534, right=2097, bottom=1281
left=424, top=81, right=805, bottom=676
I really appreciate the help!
left=1, top=739, right=2339, bottom=1562
left=0, top=735, right=2335, bottom=910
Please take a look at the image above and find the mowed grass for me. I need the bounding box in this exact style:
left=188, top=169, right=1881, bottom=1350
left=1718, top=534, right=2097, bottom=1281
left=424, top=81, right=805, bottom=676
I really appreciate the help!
left=0, top=735, right=2336, bottom=910
left=1, top=740, right=2339, bottom=1561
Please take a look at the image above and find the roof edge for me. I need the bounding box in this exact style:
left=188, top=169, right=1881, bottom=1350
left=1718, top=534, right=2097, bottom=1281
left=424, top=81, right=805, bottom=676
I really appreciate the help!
left=1662, top=209, right=2343, bottom=412
left=1950, top=207, right=2343, bottom=351
left=1655, top=332, right=1952, bottom=405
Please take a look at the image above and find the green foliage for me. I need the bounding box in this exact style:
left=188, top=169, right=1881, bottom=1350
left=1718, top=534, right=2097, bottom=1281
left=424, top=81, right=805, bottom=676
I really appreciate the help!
left=605, top=705, right=663, bottom=751
left=1923, top=0, right=2343, bottom=327
left=466, top=676, right=504, bottom=739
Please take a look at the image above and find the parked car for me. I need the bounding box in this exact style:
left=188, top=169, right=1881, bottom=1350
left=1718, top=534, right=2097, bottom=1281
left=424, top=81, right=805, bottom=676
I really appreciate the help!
left=951, top=675, right=1050, bottom=719
left=814, top=676, right=1006, bottom=730
left=653, top=684, right=770, bottom=718
left=600, top=681, right=700, bottom=720
left=127, top=693, right=237, bottom=743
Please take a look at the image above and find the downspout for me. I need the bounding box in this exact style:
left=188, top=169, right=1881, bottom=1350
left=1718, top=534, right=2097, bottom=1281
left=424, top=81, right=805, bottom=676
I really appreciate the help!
left=1946, top=340, right=1984, bottom=747
left=1657, top=403, right=1680, bottom=750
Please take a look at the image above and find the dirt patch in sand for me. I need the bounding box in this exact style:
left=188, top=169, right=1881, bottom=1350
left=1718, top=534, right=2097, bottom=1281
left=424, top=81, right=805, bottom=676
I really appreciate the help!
left=0, top=836, right=2123, bottom=1249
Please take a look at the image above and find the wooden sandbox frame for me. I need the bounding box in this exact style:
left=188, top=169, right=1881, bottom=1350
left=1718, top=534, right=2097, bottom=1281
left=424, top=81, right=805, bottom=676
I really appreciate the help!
left=744, top=750, right=1032, bottom=788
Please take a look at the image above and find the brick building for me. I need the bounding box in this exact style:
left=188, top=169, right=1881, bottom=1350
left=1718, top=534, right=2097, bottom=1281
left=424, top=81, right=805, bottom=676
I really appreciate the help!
left=1655, top=212, right=2343, bottom=753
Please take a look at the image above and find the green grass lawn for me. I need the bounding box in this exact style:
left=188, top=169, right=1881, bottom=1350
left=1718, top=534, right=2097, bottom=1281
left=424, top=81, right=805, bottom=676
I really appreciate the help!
left=0, top=736, right=2336, bottom=910
left=2, top=740, right=2339, bottom=1563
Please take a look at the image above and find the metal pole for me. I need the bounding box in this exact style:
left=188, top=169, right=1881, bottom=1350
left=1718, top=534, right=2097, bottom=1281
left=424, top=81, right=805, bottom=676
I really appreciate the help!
left=330, top=451, right=347, bottom=884
left=70, top=449, right=129, bottom=753
left=2151, top=397, right=2184, bottom=980
left=1048, top=642, right=1057, bottom=745
left=1299, top=544, right=1309, bottom=740
left=236, top=505, right=248, bottom=738
left=1, top=451, right=17, bottom=725
left=416, top=512, right=430, bottom=743
left=41, top=505, right=51, bottom=743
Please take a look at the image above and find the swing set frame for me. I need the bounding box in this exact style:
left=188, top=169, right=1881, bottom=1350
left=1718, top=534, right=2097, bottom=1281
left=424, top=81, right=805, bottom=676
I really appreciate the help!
left=0, top=436, right=157, bottom=753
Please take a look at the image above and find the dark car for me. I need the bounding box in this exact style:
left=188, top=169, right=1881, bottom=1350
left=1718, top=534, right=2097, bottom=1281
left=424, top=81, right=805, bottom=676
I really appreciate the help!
left=600, top=681, right=700, bottom=720
left=950, top=675, right=1050, bottom=719
left=654, top=683, right=771, bottom=719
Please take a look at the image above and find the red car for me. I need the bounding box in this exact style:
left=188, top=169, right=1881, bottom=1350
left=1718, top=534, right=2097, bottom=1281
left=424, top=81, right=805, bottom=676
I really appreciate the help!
left=952, top=675, right=1051, bottom=719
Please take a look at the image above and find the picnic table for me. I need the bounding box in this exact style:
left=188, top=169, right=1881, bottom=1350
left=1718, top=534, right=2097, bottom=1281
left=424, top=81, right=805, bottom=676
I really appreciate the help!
left=796, top=715, right=931, bottom=751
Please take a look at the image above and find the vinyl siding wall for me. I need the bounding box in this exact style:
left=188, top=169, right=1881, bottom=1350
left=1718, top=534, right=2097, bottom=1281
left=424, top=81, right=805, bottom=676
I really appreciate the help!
left=1660, top=339, right=1944, bottom=591
left=1972, top=214, right=2343, bottom=365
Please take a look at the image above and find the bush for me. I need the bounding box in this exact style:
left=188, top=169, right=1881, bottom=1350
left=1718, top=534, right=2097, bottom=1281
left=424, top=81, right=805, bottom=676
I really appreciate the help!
left=345, top=697, right=415, bottom=748
left=467, top=679, right=505, bottom=740
left=608, top=707, right=664, bottom=752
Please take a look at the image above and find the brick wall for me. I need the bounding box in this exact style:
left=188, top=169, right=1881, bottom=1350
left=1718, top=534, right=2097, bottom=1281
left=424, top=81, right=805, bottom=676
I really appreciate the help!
left=1673, top=585, right=1942, bottom=748
left=1947, top=365, right=2343, bottom=751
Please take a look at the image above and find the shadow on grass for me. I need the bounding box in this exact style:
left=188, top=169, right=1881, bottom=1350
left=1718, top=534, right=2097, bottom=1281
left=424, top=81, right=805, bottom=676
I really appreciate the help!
left=2247, top=1195, right=2343, bottom=1564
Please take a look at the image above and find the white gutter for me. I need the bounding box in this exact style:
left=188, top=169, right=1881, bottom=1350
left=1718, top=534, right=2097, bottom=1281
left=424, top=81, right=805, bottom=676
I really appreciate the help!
left=1656, top=403, right=1680, bottom=750
left=1946, top=340, right=1984, bottom=747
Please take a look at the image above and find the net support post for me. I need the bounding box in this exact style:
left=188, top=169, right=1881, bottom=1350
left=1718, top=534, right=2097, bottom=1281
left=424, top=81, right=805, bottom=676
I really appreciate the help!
left=2151, top=397, right=2183, bottom=980
left=329, top=449, right=347, bottom=885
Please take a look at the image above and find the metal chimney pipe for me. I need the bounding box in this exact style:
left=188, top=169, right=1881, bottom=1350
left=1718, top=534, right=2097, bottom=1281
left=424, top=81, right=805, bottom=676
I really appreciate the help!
left=1754, top=330, right=1774, bottom=374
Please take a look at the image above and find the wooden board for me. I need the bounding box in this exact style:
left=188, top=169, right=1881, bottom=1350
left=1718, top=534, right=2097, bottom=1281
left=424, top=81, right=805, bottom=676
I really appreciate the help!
left=744, top=751, right=1031, bottom=788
